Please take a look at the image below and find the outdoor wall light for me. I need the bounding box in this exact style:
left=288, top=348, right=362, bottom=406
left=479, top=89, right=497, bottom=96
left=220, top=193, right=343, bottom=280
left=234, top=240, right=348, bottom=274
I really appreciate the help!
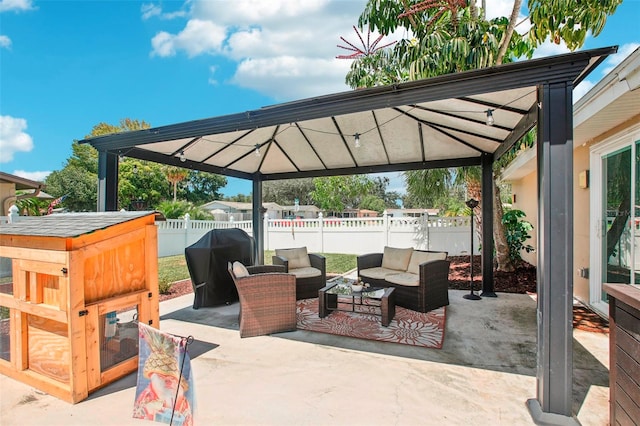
left=179, top=151, right=186, bottom=162
left=485, top=109, right=495, bottom=126
left=254, top=144, right=261, bottom=157
left=354, top=133, right=361, bottom=148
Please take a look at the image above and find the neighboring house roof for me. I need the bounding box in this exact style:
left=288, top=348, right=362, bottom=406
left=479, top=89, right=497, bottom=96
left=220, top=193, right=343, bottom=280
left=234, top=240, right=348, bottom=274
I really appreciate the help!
left=281, top=205, right=320, bottom=212
left=501, top=46, right=640, bottom=182
left=0, top=171, right=45, bottom=190
left=201, top=200, right=285, bottom=211
left=386, top=208, right=440, bottom=215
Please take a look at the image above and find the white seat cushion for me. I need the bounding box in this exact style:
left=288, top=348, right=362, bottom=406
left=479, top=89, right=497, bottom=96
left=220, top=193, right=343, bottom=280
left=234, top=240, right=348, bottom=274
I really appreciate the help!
left=407, top=251, right=447, bottom=275
left=359, top=267, right=397, bottom=280
left=385, top=272, right=420, bottom=287
left=381, top=246, right=413, bottom=271
left=289, top=266, right=321, bottom=279
left=275, top=247, right=312, bottom=269
left=232, top=261, right=249, bottom=278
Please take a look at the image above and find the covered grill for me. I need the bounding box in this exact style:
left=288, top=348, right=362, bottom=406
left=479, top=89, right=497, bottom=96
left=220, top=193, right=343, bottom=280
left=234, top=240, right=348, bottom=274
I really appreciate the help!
left=185, top=228, right=255, bottom=309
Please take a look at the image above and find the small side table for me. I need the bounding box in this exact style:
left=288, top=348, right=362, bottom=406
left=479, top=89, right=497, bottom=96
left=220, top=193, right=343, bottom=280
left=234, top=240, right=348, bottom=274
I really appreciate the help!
left=318, top=282, right=395, bottom=326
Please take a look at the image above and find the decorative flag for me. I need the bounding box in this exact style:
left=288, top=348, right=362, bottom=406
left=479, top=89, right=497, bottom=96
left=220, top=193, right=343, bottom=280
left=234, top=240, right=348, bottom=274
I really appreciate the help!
left=47, top=194, right=67, bottom=215
left=133, top=323, right=195, bottom=426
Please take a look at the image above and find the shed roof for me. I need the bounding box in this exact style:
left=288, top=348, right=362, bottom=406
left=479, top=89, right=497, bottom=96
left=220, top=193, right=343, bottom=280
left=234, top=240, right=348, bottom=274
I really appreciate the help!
left=0, top=211, right=156, bottom=238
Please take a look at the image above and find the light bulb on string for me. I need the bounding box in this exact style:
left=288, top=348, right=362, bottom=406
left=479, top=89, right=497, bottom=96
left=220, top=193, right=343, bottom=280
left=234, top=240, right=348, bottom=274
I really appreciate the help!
left=485, top=109, right=495, bottom=126
left=254, top=144, right=261, bottom=157
left=354, top=133, right=361, bottom=148
left=179, top=151, right=186, bottom=162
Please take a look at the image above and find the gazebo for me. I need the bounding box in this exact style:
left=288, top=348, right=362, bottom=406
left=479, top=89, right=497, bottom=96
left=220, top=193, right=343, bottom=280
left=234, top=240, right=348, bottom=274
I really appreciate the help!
left=81, top=46, right=616, bottom=424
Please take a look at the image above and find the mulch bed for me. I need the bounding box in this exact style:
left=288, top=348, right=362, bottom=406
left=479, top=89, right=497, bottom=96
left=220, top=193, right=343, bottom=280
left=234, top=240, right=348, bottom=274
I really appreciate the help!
left=160, top=256, right=609, bottom=333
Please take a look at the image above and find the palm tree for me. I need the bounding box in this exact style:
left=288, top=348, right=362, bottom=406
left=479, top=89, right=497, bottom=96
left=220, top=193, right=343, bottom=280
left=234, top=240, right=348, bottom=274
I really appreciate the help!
left=165, top=166, right=189, bottom=202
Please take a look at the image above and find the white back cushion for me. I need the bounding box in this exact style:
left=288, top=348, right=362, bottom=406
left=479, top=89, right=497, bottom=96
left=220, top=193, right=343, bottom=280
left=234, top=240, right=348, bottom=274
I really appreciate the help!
left=232, top=261, right=249, bottom=278
left=381, top=246, right=413, bottom=271
left=407, top=251, right=447, bottom=275
left=275, top=247, right=311, bottom=269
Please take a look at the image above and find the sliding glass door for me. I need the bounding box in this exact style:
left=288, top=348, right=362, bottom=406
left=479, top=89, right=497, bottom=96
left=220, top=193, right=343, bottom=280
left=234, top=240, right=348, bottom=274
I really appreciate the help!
left=591, top=137, right=639, bottom=312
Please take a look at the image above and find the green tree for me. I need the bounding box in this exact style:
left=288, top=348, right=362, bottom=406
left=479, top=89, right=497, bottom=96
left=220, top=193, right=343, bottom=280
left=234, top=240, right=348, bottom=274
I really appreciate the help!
left=45, top=142, right=99, bottom=211
left=359, top=194, right=386, bottom=213
left=263, top=178, right=316, bottom=205
left=311, top=175, right=374, bottom=213
left=371, top=176, right=402, bottom=208
left=225, top=193, right=252, bottom=202
left=119, top=160, right=168, bottom=210
left=181, top=171, right=227, bottom=205
left=348, top=0, right=620, bottom=271
left=156, top=200, right=213, bottom=220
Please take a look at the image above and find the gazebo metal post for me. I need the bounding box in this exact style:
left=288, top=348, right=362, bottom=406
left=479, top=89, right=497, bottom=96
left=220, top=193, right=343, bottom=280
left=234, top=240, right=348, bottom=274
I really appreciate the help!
left=526, top=81, right=576, bottom=424
left=97, top=150, right=119, bottom=212
left=480, top=152, right=496, bottom=296
left=252, top=178, right=264, bottom=265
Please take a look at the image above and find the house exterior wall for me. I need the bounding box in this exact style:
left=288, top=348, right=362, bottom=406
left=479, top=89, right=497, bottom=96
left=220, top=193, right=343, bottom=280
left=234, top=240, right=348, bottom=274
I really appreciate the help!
left=510, top=170, right=538, bottom=266
left=573, top=145, right=592, bottom=303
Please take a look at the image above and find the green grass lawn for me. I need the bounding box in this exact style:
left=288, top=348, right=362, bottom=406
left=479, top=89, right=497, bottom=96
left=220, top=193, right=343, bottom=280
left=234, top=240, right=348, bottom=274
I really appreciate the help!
left=158, top=251, right=357, bottom=293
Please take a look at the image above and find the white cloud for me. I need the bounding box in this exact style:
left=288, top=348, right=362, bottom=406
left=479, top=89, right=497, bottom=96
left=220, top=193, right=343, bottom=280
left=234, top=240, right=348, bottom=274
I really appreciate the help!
left=0, top=34, right=11, bottom=48
left=232, top=56, right=352, bottom=99
left=0, top=0, right=34, bottom=12
left=208, top=65, right=218, bottom=85
left=148, top=0, right=394, bottom=100
left=141, top=3, right=161, bottom=20
left=0, top=115, right=34, bottom=163
left=531, top=39, right=571, bottom=59
left=12, top=170, right=50, bottom=181
left=151, top=19, right=227, bottom=58
left=601, top=43, right=640, bottom=75
left=141, top=2, right=187, bottom=20
left=573, top=80, right=595, bottom=103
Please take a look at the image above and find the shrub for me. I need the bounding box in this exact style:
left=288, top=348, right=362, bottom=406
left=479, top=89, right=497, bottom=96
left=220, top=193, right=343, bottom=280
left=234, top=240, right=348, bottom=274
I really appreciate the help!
left=502, top=209, right=535, bottom=263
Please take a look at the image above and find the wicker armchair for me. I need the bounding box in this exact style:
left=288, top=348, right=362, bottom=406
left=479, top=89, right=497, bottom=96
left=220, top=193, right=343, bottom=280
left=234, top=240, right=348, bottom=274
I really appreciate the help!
left=272, top=247, right=326, bottom=300
left=227, top=262, right=297, bottom=338
left=357, top=250, right=450, bottom=313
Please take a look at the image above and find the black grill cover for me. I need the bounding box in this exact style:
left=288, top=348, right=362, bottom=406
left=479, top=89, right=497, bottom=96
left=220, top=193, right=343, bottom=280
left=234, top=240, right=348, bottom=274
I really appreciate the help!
left=185, top=228, right=255, bottom=309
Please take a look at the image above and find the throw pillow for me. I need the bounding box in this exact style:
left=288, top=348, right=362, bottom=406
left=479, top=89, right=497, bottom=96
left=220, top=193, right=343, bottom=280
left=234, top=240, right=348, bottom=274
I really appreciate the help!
left=407, top=251, right=447, bottom=275
left=275, top=247, right=311, bottom=269
left=232, top=261, right=249, bottom=278
left=381, top=246, right=413, bottom=271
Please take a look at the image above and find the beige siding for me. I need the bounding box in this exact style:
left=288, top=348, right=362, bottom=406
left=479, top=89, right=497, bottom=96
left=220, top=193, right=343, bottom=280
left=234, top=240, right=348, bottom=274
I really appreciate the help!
left=573, top=145, right=591, bottom=303
left=510, top=171, right=538, bottom=266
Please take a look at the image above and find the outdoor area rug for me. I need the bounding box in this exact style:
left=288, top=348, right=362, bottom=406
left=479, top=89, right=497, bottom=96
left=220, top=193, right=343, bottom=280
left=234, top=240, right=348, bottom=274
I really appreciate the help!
left=296, top=298, right=446, bottom=349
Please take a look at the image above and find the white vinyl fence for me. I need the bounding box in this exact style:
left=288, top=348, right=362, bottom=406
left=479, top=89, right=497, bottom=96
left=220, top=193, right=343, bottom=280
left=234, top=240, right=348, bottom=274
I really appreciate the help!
left=157, top=214, right=479, bottom=258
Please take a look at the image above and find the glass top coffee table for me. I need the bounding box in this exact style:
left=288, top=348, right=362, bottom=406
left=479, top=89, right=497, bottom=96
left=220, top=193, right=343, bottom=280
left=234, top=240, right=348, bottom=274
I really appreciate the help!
left=318, top=278, right=395, bottom=326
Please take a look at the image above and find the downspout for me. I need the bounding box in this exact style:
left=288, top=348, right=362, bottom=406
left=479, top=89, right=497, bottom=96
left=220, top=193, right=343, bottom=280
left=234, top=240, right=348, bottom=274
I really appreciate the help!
left=3, top=186, right=44, bottom=215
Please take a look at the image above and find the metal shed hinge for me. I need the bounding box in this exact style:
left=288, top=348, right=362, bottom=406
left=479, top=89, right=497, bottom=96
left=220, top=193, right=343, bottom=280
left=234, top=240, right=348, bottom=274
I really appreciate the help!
left=78, top=310, right=88, bottom=317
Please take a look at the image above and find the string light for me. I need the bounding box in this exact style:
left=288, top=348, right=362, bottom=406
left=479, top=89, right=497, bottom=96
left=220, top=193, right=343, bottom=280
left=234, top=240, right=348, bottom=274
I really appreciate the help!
left=133, top=164, right=138, bottom=174
left=354, top=133, right=361, bottom=148
left=180, top=150, right=186, bottom=162
left=485, top=109, right=495, bottom=126
left=254, top=144, right=261, bottom=157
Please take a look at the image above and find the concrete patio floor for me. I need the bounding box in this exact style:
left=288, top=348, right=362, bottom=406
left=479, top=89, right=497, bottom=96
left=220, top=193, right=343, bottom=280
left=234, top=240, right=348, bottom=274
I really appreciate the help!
left=1, top=287, right=610, bottom=425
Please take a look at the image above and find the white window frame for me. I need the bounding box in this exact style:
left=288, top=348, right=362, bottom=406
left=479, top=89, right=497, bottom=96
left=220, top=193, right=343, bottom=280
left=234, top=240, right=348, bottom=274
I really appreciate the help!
left=589, top=123, right=640, bottom=315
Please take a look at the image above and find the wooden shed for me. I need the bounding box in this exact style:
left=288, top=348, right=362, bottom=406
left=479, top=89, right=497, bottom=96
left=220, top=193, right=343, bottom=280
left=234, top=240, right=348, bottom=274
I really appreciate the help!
left=0, top=211, right=160, bottom=403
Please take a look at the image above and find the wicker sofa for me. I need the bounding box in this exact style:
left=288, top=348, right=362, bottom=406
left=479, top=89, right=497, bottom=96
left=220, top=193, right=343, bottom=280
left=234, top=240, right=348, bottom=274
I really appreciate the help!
left=357, top=247, right=450, bottom=313
left=272, top=247, right=326, bottom=300
left=228, top=262, right=297, bottom=338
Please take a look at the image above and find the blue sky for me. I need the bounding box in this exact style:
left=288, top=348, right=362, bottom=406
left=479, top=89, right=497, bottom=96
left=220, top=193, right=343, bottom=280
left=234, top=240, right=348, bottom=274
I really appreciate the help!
left=1, top=0, right=639, bottom=197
